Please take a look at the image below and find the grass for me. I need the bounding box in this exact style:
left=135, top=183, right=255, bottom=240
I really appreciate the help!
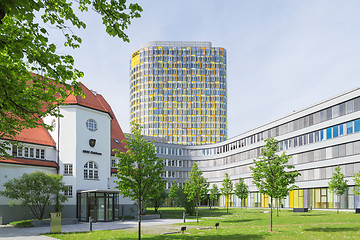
left=9, top=219, right=34, bottom=227
left=46, top=207, right=360, bottom=239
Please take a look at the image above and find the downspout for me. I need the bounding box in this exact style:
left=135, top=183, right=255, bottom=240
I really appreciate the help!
left=56, top=105, right=60, bottom=174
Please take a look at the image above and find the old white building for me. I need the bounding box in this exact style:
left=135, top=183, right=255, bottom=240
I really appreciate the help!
left=0, top=83, right=133, bottom=224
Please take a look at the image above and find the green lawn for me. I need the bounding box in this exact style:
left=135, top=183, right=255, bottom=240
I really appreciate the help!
left=47, top=207, right=360, bottom=239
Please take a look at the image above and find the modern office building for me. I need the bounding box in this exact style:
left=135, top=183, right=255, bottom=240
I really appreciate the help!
left=157, top=87, right=360, bottom=210
left=130, top=41, right=227, bottom=145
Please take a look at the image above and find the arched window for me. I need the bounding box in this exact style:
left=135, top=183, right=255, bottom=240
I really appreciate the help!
left=84, top=161, right=99, bottom=179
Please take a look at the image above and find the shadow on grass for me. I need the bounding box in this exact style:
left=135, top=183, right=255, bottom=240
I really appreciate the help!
left=119, top=233, right=266, bottom=240
left=304, top=227, right=360, bottom=232
left=222, top=218, right=262, bottom=223
left=48, top=232, right=267, bottom=240
left=294, top=214, right=329, bottom=217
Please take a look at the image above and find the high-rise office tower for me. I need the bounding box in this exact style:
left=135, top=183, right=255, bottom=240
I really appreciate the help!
left=130, top=41, right=227, bottom=145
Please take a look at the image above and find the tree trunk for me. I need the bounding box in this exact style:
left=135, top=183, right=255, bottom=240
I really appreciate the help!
left=138, top=199, right=141, bottom=240
left=227, top=195, right=229, bottom=213
left=276, top=198, right=279, bottom=217
left=270, top=197, right=273, bottom=232
left=196, top=199, right=199, bottom=223
left=337, top=195, right=339, bottom=214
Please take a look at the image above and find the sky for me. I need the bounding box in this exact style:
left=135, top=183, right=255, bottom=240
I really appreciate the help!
left=54, top=0, right=360, bottom=139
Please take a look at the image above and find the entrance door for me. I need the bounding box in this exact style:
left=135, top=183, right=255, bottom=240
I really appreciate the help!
left=97, top=197, right=105, bottom=221
left=89, top=193, right=96, bottom=220
left=106, top=195, right=113, bottom=221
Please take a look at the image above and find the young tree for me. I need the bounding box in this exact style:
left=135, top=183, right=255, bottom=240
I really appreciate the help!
left=0, top=0, right=142, bottom=156
left=209, top=184, right=220, bottom=209
left=234, top=178, right=249, bottom=208
left=0, top=171, right=67, bottom=220
left=178, top=187, right=196, bottom=215
left=250, top=137, right=299, bottom=232
left=328, top=165, right=348, bottom=214
left=147, top=186, right=167, bottom=213
left=114, top=123, right=165, bottom=240
left=353, top=170, right=360, bottom=196
left=169, top=180, right=179, bottom=207
left=183, top=163, right=209, bottom=223
left=221, top=173, right=233, bottom=213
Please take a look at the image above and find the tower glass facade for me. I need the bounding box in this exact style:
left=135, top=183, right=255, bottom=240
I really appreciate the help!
left=130, top=41, right=227, bottom=145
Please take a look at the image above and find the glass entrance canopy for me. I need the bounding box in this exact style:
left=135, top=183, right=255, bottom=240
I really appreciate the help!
left=77, top=189, right=120, bottom=222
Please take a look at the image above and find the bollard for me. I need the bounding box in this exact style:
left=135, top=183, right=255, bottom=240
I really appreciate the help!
left=183, top=212, right=186, bottom=223
left=122, top=205, right=125, bottom=221
left=89, top=217, right=92, bottom=231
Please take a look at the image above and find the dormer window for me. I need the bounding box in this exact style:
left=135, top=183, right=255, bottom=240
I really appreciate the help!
left=86, top=119, right=97, bottom=132
left=114, top=139, right=119, bottom=144
left=12, top=145, right=45, bottom=160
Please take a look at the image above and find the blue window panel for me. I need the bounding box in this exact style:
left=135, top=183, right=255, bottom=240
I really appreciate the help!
left=347, top=122, right=353, bottom=134
left=326, top=128, right=332, bottom=139
left=340, top=124, right=344, bottom=136
left=333, top=125, right=339, bottom=138
left=355, top=119, right=360, bottom=132
left=320, top=130, right=324, bottom=141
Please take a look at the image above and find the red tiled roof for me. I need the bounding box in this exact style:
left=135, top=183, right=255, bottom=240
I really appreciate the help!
left=4, top=121, right=56, bottom=147
left=0, top=157, right=58, bottom=168
left=63, top=83, right=108, bottom=113
left=96, top=94, right=127, bottom=155
left=1, top=79, right=126, bottom=158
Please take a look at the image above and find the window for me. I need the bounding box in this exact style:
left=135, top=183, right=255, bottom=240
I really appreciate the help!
left=326, top=128, right=332, bottom=140
left=17, top=147, right=23, bottom=157
left=84, top=161, right=99, bottom=180
left=346, top=100, right=354, bottom=114
left=64, top=185, right=73, bottom=197
left=347, top=122, right=353, bottom=134
left=24, top=147, right=29, bottom=157
left=111, top=159, right=116, bottom=168
left=355, top=119, right=360, bottom=132
left=12, top=146, right=45, bottom=159
left=64, top=164, right=73, bottom=175
left=86, top=119, right=97, bottom=131
left=333, top=125, right=339, bottom=138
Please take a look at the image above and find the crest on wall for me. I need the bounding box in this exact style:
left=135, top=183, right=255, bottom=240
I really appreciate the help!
left=89, top=139, right=96, bottom=147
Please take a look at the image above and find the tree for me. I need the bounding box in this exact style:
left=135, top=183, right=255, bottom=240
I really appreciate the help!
left=221, top=173, right=233, bottom=213
left=169, top=180, right=180, bottom=207
left=250, top=137, right=299, bottom=232
left=0, top=0, right=142, bottom=156
left=234, top=178, right=249, bottom=208
left=183, top=163, right=209, bottom=223
left=209, top=184, right=220, bottom=209
left=178, top=186, right=196, bottom=216
left=353, top=170, right=360, bottom=196
left=114, top=123, right=165, bottom=240
left=328, top=165, right=348, bottom=214
left=0, top=171, right=67, bottom=220
left=147, top=185, right=167, bottom=213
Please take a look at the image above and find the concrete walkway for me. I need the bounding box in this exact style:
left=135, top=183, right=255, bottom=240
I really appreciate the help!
left=0, top=219, right=191, bottom=240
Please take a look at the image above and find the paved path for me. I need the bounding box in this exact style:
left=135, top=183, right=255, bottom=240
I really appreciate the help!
left=0, top=219, right=191, bottom=240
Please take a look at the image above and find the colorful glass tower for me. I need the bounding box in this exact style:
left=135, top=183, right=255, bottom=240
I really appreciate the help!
left=130, top=41, right=227, bottom=145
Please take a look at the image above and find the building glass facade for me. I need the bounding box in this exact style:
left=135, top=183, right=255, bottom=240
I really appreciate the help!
left=130, top=41, right=227, bottom=145
left=155, top=88, right=360, bottom=210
